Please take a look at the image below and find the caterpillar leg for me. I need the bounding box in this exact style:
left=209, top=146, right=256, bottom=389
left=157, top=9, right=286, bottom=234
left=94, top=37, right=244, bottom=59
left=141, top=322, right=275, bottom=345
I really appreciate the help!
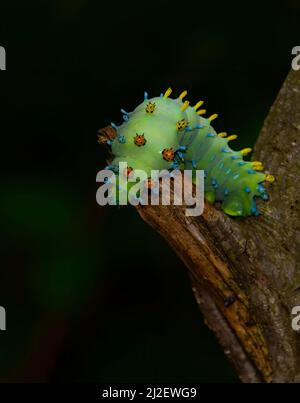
left=221, top=196, right=244, bottom=216
left=204, top=191, right=216, bottom=204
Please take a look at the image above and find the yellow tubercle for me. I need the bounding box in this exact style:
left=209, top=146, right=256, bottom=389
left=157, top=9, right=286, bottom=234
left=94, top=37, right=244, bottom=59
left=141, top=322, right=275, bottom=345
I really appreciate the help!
left=218, top=132, right=227, bottom=137
left=265, top=174, right=275, bottom=183
left=180, top=100, right=190, bottom=111
left=227, top=134, right=238, bottom=141
left=197, top=109, right=206, bottom=115
left=179, top=90, right=187, bottom=100
left=164, top=87, right=172, bottom=98
left=240, top=147, right=252, bottom=156
left=251, top=161, right=264, bottom=170
left=208, top=113, right=218, bottom=122
left=193, top=100, right=204, bottom=110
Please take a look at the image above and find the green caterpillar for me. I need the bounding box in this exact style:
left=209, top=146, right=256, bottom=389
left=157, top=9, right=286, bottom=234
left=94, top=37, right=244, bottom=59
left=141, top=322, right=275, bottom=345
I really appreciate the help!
left=104, top=88, right=274, bottom=216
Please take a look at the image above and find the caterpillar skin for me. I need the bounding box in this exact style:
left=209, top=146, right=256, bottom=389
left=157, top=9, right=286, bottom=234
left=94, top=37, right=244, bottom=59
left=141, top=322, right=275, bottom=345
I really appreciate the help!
left=105, top=88, right=274, bottom=216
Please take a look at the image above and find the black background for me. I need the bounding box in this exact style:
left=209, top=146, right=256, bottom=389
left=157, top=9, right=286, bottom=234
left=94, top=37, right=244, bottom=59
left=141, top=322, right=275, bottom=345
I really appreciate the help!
left=0, top=0, right=299, bottom=382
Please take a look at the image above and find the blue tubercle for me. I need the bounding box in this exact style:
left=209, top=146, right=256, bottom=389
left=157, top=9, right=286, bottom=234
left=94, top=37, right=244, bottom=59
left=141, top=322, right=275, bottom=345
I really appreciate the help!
left=118, top=134, right=126, bottom=144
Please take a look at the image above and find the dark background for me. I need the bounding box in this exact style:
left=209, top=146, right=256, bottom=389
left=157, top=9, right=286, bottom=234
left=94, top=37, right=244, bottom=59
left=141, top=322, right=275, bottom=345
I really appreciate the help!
left=0, top=0, right=299, bottom=382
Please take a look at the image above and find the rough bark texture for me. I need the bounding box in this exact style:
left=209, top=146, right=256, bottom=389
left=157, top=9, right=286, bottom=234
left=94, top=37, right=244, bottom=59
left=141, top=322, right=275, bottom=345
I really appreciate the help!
left=98, top=69, right=300, bottom=383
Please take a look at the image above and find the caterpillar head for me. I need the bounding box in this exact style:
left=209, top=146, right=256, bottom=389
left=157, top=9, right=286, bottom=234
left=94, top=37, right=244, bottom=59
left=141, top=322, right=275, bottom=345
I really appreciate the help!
left=110, top=92, right=187, bottom=177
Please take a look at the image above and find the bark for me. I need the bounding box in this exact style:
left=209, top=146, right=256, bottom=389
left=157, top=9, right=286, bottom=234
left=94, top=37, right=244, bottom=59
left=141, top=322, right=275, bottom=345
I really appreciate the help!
left=98, top=69, right=300, bottom=382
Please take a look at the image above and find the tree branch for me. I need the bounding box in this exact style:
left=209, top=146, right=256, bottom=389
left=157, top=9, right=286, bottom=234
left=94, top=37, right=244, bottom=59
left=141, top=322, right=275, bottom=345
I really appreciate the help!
left=98, top=69, right=300, bottom=382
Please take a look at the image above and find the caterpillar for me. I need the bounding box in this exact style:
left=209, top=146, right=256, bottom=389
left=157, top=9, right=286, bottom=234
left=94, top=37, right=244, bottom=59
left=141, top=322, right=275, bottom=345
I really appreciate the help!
left=102, top=88, right=275, bottom=216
